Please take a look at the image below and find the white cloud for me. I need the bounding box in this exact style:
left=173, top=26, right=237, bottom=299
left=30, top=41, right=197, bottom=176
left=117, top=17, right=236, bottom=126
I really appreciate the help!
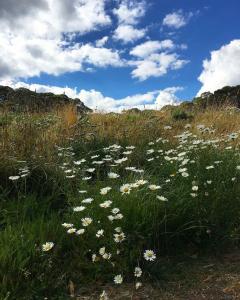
left=0, top=35, right=123, bottom=79
left=78, top=44, right=124, bottom=68
left=79, top=87, right=182, bottom=111
left=130, top=53, right=188, bottom=81
left=1, top=80, right=183, bottom=112
left=130, top=40, right=175, bottom=58
left=163, top=10, right=193, bottom=29
left=95, top=36, right=109, bottom=47
left=0, top=0, right=189, bottom=83
left=113, top=0, right=147, bottom=43
left=113, top=0, right=146, bottom=25
left=0, top=0, right=128, bottom=80
left=155, top=87, right=182, bottom=107
left=113, top=24, right=146, bottom=43
left=0, top=0, right=111, bottom=37
left=198, top=40, right=240, bottom=95
left=129, top=39, right=189, bottom=81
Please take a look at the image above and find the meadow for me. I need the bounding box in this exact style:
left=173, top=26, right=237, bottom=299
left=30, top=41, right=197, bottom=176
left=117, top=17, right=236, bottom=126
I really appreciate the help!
left=0, top=105, right=239, bottom=299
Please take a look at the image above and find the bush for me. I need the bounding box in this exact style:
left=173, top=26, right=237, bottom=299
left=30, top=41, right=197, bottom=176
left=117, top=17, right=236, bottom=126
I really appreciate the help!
left=171, top=108, right=192, bottom=121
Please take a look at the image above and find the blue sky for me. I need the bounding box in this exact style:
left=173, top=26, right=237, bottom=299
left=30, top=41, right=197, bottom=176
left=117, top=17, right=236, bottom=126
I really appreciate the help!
left=0, top=0, right=240, bottom=111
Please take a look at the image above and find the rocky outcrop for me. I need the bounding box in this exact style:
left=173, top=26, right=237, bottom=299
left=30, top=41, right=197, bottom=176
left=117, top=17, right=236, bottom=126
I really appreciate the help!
left=193, top=85, right=240, bottom=109
left=0, top=86, right=91, bottom=113
left=160, top=85, right=240, bottom=113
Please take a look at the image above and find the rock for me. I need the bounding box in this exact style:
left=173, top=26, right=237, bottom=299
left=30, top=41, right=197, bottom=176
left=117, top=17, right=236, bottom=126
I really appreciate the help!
left=0, top=85, right=91, bottom=113
left=193, top=85, right=240, bottom=109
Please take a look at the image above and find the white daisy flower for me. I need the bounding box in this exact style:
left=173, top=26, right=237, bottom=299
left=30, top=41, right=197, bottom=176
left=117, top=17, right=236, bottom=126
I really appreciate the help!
left=82, top=176, right=92, bottom=181
left=9, top=176, right=20, bottom=181
left=99, top=290, right=109, bottom=300
left=96, top=229, right=104, bottom=238
left=92, top=254, right=97, bottom=262
left=135, top=282, right=142, bottom=290
left=79, top=190, right=87, bottom=194
left=81, top=217, right=93, bottom=227
left=120, top=184, right=132, bottom=194
left=86, top=168, right=95, bottom=173
left=115, top=213, right=123, bottom=220
left=100, top=187, right=112, bottom=195
left=62, top=223, right=74, bottom=228
left=102, top=252, right=111, bottom=260
left=100, top=200, right=112, bottom=208
left=157, top=195, right=168, bottom=202
left=134, top=267, right=142, bottom=277
left=42, top=242, right=54, bottom=252
left=67, top=228, right=76, bottom=234
left=114, top=232, right=126, bottom=243
left=114, top=274, right=123, bottom=284
left=144, top=249, right=156, bottom=261
left=108, top=215, right=114, bottom=221
left=192, top=186, right=198, bottom=191
left=108, top=172, right=120, bottom=179
left=123, top=150, right=132, bottom=155
left=112, top=208, right=120, bottom=214
left=76, top=229, right=85, bottom=235
left=190, top=193, right=197, bottom=198
left=82, top=198, right=94, bottom=204
left=206, top=165, right=214, bottom=170
left=149, top=184, right=161, bottom=191
left=73, top=206, right=85, bottom=212
left=99, top=247, right=106, bottom=255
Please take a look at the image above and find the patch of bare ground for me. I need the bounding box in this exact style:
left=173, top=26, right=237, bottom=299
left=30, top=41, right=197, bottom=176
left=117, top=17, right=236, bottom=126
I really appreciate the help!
left=74, top=252, right=240, bottom=300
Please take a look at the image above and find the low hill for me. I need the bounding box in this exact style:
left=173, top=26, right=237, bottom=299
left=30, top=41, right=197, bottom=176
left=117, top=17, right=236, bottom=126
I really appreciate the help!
left=0, top=85, right=91, bottom=113
left=160, top=85, right=240, bottom=119
left=193, top=85, right=240, bottom=109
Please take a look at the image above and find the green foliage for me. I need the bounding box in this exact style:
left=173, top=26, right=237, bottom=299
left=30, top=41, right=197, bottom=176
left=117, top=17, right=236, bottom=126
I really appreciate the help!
left=0, top=111, right=239, bottom=299
left=171, top=108, right=192, bottom=121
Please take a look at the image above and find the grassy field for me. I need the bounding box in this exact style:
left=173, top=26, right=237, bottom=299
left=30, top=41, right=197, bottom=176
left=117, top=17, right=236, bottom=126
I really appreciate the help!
left=0, top=106, right=239, bottom=299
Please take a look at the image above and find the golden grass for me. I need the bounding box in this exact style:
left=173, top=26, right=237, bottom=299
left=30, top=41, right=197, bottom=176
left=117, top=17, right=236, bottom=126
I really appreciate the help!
left=0, top=105, right=239, bottom=161
left=58, top=104, right=78, bottom=127
left=89, top=107, right=240, bottom=144
left=0, top=105, right=79, bottom=161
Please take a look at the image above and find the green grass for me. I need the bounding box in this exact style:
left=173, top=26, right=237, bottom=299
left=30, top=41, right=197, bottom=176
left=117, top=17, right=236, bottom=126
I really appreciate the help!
left=0, top=114, right=239, bottom=299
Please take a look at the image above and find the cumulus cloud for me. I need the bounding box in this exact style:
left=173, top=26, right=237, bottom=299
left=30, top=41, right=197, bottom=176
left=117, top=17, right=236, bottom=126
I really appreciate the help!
left=113, top=0, right=146, bottom=25
left=0, top=0, right=111, bottom=36
left=0, top=36, right=123, bottom=79
left=95, top=36, right=109, bottom=47
left=113, top=24, right=146, bottom=43
left=129, top=40, right=189, bottom=81
left=198, top=40, right=240, bottom=95
left=163, top=10, right=193, bottom=29
left=130, top=53, right=188, bottom=81
left=0, top=0, right=189, bottom=83
left=1, top=80, right=183, bottom=112
left=0, top=0, right=126, bottom=80
left=130, top=40, right=175, bottom=58
left=75, top=87, right=182, bottom=111
left=155, top=87, right=182, bottom=107
left=113, top=0, right=147, bottom=43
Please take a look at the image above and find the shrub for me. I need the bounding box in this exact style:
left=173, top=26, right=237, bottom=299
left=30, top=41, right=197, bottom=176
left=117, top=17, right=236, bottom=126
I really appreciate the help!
left=171, top=108, right=192, bottom=121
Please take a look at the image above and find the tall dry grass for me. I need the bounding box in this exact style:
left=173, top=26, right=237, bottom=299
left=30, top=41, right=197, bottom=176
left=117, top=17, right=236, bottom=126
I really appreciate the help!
left=0, top=104, right=239, bottom=299
left=0, top=104, right=80, bottom=161
left=0, top=105, right=239, bottom=161
left=89, top=107, right=240, bottom=144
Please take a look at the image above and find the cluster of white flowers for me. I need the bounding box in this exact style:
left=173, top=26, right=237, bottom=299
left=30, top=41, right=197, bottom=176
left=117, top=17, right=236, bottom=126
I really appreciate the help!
left=40, top=124, right=239, bottom=297
left=9, top=165, right=30, bottom=181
